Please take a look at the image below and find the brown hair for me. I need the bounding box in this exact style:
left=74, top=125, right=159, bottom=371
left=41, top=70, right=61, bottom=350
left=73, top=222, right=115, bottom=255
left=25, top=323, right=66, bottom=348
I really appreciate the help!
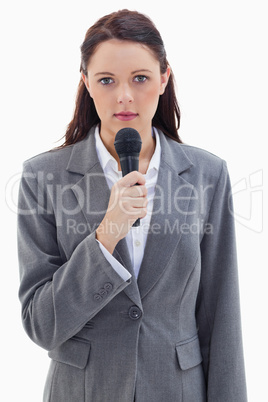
left=62, top=9, right=182, bottom=147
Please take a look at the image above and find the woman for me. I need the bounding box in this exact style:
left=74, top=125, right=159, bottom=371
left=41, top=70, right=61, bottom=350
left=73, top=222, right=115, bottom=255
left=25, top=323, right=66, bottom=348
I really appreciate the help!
left=18, top=9, right=247, bottom=401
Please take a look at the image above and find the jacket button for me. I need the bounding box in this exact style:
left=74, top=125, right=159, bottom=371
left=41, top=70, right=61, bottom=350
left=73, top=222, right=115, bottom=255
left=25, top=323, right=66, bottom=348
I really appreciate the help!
left=99, top=288, right=108, bottom=297
left=128, top=306, right=142, bottom=320
left=104, top=283, right=113, bottom=291
left=93, top=293, right=103, bottom=302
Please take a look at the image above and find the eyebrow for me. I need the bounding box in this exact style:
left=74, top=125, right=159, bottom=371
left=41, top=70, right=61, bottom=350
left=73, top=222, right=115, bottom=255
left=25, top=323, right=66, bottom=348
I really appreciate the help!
left=131, top=69, right=153, bottom=74
left=94, top=69, right=153, bottom=77
left=94, top=72, right=115, bottom=77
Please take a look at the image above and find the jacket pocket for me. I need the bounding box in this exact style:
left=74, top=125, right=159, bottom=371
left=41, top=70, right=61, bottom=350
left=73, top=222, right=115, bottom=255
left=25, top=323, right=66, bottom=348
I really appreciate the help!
left=48, top=338, right=91, bottom=369
left=175, top=334, right=203, bottom=370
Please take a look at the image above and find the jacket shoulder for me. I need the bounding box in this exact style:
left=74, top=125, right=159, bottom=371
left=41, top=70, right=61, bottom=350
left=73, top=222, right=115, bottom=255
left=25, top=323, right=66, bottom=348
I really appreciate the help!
left=168, top=141, right=230, bottom=194
left=180, top=143, right=224, bottom=167
left=179, top=143, right=227, bottom=178
left=22, top=145, right=74, bottom=173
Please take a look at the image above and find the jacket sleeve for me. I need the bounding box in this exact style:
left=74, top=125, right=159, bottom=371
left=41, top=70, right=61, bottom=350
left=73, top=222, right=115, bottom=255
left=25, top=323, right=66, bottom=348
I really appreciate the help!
left=17, top=161, right=130, bottom=351
left=196, top=161, right=247, bottom=401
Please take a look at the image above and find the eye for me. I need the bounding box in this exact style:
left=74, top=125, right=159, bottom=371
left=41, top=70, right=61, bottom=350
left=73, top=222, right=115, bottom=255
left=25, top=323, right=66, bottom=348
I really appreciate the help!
left=99, top=77, right=114, bottom=85
left=133, top=75, right=148, bottom=83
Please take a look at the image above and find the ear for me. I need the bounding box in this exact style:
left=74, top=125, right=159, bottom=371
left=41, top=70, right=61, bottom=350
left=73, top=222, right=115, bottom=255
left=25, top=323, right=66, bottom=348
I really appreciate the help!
left=81, top=72, right=90, bottom=93
left=160, top=66, right=171, bottom=95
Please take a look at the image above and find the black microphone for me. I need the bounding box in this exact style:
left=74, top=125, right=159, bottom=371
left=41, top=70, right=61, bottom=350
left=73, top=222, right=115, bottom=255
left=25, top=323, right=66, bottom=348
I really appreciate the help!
left=114, top=128, right=142, bottom=227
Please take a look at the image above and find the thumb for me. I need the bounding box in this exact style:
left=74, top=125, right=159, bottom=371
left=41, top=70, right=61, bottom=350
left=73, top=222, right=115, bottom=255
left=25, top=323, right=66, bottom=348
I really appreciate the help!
left=120, top=171, right=145, bottom=187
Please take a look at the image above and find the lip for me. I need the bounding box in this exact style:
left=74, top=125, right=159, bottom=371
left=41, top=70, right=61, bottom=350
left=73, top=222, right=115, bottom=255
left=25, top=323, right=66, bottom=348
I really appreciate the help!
left=114, top=111, right=138, bottom=121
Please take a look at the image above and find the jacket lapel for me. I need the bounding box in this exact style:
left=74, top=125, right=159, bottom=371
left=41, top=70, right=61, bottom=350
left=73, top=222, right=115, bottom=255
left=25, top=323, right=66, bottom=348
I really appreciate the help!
left=137, top=132, right=194, bottom=299
left=65, top=127, right=194, bottom=304
left=66, top=127, right=142, bottom=307
left=113, top=239, right=141, bottom=307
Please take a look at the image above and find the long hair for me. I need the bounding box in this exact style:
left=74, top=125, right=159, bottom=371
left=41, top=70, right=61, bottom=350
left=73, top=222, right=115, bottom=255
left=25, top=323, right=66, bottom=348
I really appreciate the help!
left=62, top=9, right=182, bottom=147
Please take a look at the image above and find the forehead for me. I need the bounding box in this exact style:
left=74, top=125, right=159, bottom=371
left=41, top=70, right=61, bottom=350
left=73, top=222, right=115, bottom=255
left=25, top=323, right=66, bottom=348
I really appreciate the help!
left=87, top=39, right=160, bottom=72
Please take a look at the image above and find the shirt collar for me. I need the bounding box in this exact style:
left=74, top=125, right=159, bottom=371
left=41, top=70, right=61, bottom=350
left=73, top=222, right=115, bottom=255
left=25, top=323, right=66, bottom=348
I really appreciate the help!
left=94, top=125, right=161, bottom=175
left=147, top=127, right=161, bottom=175
left=94, top=126, right=118, bottom=173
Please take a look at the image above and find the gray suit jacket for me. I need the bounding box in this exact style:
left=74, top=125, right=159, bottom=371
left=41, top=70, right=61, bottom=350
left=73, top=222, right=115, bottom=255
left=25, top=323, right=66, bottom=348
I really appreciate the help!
left=18, top=127, right=247, bottom=401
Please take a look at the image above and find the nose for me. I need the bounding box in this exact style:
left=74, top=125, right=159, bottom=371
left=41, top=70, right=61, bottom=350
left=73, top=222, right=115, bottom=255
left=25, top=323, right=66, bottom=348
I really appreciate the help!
left=117, top=84, right=134, bottom=104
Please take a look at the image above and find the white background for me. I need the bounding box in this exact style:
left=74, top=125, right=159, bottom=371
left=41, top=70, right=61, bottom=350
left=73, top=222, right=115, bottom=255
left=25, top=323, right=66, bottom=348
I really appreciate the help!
left=1, top=0, right=267, bottom=400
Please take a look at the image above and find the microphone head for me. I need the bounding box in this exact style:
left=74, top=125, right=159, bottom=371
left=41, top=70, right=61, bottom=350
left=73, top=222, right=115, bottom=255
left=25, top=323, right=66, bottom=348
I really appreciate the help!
left=114, top=128, right=142, bottom=156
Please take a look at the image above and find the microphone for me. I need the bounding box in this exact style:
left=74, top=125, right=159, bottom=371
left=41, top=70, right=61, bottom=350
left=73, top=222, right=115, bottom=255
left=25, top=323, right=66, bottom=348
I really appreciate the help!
left=114, top=128, right=142, bottom=227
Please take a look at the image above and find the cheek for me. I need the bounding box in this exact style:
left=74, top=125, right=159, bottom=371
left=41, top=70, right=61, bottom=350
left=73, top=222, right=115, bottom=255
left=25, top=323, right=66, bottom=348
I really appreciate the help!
left=90, top=91, right=110, bottom=117
left=142, top=87, right=161, bottom=111
left=144, top=81, right=161, bottom=101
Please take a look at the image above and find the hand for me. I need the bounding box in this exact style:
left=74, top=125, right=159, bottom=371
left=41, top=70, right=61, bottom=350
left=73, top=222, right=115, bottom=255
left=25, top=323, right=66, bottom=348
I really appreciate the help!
left=96, top=171, right=148, bottom=254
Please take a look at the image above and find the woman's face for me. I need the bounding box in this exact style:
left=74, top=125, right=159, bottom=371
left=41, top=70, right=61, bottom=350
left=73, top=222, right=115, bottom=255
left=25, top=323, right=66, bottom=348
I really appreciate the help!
left=82, top=39, right=170, bottom=142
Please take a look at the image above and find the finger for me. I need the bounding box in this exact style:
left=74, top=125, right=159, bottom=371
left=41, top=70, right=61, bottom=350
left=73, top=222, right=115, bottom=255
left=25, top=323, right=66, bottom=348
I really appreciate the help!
left=119, top=204, right=147, bottom=220
left=120, top=184, right=147, bottom=198
left=135, top=206, right=147, bottom=220
left=121, top=197, right=148, bottom=209
left=119, top=171, right=146, bottom=187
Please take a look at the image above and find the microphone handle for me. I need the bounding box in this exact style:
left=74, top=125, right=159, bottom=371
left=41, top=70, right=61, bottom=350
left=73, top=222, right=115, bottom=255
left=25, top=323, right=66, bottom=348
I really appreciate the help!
left=119, top=154, right=140, bottom=227
left=119, top=154, right=139, bottom=176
